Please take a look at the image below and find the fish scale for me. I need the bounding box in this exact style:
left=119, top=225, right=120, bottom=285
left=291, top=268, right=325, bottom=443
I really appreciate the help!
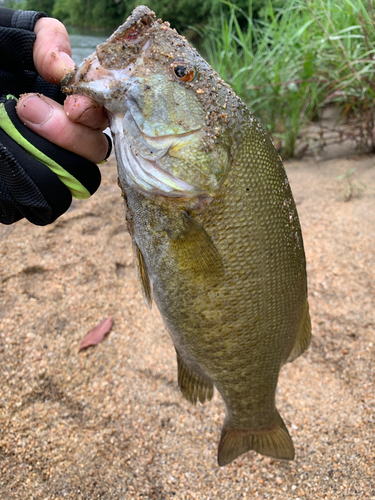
left=64, top=5, right=311, bottom=466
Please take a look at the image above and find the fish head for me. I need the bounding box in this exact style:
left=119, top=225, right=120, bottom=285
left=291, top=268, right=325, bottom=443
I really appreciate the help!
left=64, top=6, right=240, bottom=199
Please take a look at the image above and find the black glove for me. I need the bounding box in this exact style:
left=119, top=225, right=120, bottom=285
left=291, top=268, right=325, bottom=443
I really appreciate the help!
left=0, top=8, right=64, bottom=102
left=0, top=96, right=102, bottom=225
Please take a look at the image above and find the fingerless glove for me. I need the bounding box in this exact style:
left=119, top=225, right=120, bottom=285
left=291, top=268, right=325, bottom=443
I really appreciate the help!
left=0, top=8, right=107, bottom=225
left=0, top=96, right=101, bottom=225
left=0, top=8, right=64, bottom=102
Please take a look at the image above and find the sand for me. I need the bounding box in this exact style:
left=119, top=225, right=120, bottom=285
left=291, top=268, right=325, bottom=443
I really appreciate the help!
left=0, top=151, right=374, bottom=499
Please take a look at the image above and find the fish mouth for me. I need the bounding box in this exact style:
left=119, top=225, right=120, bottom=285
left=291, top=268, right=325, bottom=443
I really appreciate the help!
left=113, top=111, right=204, bottom=197
left=65, top=54, right=138, bottom=107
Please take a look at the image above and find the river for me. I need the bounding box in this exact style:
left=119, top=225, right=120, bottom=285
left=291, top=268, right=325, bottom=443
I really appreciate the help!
left=67, top=28, right=110, bottom=65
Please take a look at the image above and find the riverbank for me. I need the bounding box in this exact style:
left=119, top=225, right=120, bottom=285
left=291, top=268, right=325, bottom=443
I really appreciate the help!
left=0, top=153, right=374, bottom=499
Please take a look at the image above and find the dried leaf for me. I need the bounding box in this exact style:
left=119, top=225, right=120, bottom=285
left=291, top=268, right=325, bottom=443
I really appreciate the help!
left=79, top=316, right=114, bottom=351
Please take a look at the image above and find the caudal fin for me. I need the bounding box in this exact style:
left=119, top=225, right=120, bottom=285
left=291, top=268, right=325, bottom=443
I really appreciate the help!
left=217, top=411, right=294, bottom=466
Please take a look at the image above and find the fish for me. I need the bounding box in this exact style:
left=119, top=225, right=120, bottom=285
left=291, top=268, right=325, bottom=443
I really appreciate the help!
left=63, top=5, right=311, bottom=466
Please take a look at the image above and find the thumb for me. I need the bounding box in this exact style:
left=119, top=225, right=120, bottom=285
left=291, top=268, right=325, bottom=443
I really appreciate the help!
left=17, top=94, right=110, bottom=164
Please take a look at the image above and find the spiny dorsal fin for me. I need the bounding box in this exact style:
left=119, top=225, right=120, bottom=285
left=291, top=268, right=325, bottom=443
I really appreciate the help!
left=287, top=300, right=311, bottom=363
left=169, top=213, right=224, bottom=283
left=218, top=411, right=295, bottom=466
left=132, top=239, right=152, bottom=309
left=176, top=349, right=214, bottom=405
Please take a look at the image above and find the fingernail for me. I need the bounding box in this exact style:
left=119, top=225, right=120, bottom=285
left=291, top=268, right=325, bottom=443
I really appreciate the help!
left=18, top=95, right=53, bottom=125
left=59, top=51, right=75, bottom=73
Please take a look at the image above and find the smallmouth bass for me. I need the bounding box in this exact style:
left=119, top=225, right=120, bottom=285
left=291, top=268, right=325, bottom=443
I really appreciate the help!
left=64, top=6, right=311, bottom=466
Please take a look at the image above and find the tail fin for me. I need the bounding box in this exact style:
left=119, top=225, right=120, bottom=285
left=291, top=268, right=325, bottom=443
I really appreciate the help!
left=217, top=411, right=294, bottom=466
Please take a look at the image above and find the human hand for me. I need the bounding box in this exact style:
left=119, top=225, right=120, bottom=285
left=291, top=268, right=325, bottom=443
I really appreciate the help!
left=16, top=17, right=109, bottom=164
left=0, top=16, right=109, bottom=225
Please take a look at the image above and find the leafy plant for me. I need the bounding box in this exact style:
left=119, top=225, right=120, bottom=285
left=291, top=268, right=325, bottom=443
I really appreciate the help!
left=52, top=0, right=128, bottom=30
left=201, top=0, right=375, bottom=158
left=49, top=0, right=281, bottom=32
left=17, top=0, right=375, bottom=159
left=24, top=0, right=55, bottom=15
left=200, top=1, right=322, bottom=157
left=336, top=168, right=366, bottom=201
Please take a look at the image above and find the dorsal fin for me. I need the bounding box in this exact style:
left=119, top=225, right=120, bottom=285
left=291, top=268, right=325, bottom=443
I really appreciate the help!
left=176, top=349, right=214, bottom=405
left=287, top=300, right=311, bottom=363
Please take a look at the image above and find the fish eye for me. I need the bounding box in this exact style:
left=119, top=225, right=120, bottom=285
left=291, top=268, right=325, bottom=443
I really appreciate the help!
left=170, top=60, right=195, bottom=82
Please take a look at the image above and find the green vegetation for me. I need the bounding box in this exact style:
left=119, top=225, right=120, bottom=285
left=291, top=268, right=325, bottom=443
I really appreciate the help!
left=22, top=0, right=55, bottom=13
left=52, top=0, right=126, bottom=31
left=3, top=0, right=26, bottom=7
left=21, top=0, right=280, bottom=32
left=336, top=168, right=366, bottom=201
left=202, top=0, right=375, bottom=157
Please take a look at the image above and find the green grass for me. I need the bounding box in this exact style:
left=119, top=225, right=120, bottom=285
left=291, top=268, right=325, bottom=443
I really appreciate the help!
left=201, top=0, right=375, bottom=158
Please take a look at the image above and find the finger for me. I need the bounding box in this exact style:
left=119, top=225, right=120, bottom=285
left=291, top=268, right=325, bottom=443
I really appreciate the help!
left=65, top=95, right=109, bottom=130
left=33, top=19, right=108, bottom=131
left=33, top=17, right=75, bottom=84
left=16, top=94, right=109, bottom=163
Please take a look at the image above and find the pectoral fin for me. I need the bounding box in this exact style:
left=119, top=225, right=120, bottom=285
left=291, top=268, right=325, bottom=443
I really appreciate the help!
left=169, top=213, right=224, bottom=283
left=176, top=349, right=214, bottom=405
left=132, top=240, right=152, bottom=309
left=287, top=300, right=311, bottom=363
left=218, top=411, right=295, bottom=466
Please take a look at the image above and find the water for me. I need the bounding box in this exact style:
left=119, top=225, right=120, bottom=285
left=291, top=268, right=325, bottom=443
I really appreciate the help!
left=67, top=29, right=110, bottom=65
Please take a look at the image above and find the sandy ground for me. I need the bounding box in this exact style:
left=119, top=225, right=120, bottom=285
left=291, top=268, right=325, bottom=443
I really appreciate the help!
left=0, top=151, right=374, bottom=499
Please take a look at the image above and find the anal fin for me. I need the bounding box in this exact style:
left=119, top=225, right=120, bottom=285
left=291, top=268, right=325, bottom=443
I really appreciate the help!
left=133, top=239, right=152, bottom=309
left=176, top=349, right=214, bottom=405
left=287, top=300, right=311, bottom=363
left=218, top=411, right=295, bottom=466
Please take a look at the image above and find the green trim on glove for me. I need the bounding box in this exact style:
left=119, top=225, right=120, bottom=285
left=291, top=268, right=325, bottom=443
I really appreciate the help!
left=0, top=101, right=91, bottom=199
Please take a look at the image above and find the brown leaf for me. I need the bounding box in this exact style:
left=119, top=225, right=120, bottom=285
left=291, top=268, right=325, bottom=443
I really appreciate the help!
left=79, top=316, right=114, bottom=352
